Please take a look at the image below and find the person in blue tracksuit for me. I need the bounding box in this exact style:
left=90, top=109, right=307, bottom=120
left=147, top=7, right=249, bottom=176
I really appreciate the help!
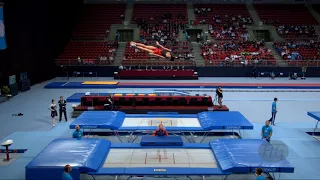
left=255, top=168, right=265, bottom=180
left=269, top=97, right=278, bottom=125
left=261, top=120, right=273, bottom=142
left=62, top=165, right=73, bottom=180
left=72, top=125, right=83, bottom=139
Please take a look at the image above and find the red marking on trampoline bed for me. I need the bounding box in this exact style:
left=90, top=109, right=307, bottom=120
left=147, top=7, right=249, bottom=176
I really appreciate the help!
left=145, top=153, right=147, bottom=164
left=150, top=157, right=169, bottom=160
left=159, top=155, right=161, bottom=162
left=118, top=82, right=320, bottom=87
left=173, top=153, right=176, bottom=164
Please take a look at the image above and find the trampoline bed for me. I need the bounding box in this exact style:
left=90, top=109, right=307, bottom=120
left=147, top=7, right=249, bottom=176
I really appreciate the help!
left=25, top=138, right=294, bottom=180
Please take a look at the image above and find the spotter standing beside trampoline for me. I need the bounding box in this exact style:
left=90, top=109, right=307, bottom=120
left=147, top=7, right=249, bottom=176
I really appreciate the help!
left=62, top=165, right=73, bottom=180
left=50, top=99, right=57, bottom=126
left=261, top=120, right=273, bottom=142
left=130, top=41, right=177, bottom=61
left=216, top=86, right=223, bottom=108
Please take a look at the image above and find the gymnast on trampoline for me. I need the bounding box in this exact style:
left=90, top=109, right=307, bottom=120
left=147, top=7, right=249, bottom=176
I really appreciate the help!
left=130, top=41, right=176, bottom=61
left=152, top=123, right=168, bottom=136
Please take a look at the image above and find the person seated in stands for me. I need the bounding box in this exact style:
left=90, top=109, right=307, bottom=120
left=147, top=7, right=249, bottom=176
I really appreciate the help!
left=153, top=123, right=168, bottom=137
left=62, top=164, right=73, bottom=180
left=72, top=125, right=83, bottom=139
left=130, top=41, right=177, bottom=61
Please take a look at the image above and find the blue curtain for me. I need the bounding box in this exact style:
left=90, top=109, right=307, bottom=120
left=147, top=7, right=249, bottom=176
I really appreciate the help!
left=0, top=6, right=7, bottom=50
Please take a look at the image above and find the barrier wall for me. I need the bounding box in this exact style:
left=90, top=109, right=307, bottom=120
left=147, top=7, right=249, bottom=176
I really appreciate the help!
left=57, top=66, right=320, bottom=77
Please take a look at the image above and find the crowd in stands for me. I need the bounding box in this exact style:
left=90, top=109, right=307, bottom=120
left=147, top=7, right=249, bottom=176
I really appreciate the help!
left=134, top=13, right=186, bottom=41
left=254, top=4, right=318, bottom=39
left=193, top=5, right=252, bottom=40
left=202, top=40, right=275, bottom=66
left=274, top=40, right=320, bottom=61
left=276, top=25, right=317, bottom=39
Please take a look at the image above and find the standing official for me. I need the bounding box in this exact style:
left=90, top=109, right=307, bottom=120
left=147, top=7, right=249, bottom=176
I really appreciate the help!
left=58, top=96, right=68, bottom=122
left=216, top=86, right=223, bottom=108
left=269, top=98, right=278, bottom=126
left=261, top=120, right=273, bottom=142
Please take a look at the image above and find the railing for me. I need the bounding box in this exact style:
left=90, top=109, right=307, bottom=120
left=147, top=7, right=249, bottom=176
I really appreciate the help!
left=55, top=59, right=114, bottom=66
left=204, top=60, right=278, bottom=67
left=286, top=60, right=320, bottom=67
left=122, top=59, right=196, bottom=66
left=55, top=59, right=320, bottom=67
left=55, top=59, right=196, bottom=67
left=205, top=59, right=320, bottom=67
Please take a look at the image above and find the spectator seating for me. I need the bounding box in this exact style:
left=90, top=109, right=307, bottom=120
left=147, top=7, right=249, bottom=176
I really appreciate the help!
left=72, top=4, right=126, bottom=40
left=57, top=41, right=118, bottom=66
left=254, top=4, right=318, bottom=39
left=274, top=41, right=320, bottom=66
left=115, top=70, right=198, bottom=80
left=193, top=4, right=252, bottom=40
left=202, top=41, right=275, bottom=66
left=80, top=95, right=213, bottom=107
left=132, top=4, right=187, bottom=40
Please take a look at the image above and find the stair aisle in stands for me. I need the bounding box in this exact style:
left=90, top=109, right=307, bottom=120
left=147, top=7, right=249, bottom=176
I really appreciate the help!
left=307, top=4, right=320, bottom=25
left=246, top=3, right=261, bottom=25
left=187, top=2, right=195, bottom=24
left=265, top=42, right=287, bottom=67
left=125, top=3, right=133, bottom=24
left=192, top=42, right=205, bottom=67
left=307, top=5, right=320, bottom=40
left=114, top=42, right=127, bottom=66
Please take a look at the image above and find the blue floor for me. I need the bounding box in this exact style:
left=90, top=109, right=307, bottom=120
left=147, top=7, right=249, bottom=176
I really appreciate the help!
left=1, top=77, right=320, bottom=179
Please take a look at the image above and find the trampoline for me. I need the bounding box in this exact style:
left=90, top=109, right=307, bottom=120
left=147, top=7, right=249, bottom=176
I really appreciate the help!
left=308, top=112, right=320, bottom=135
left=69, top=111, right=253, bottom=142
left=25, top=138, right=294, bottom=180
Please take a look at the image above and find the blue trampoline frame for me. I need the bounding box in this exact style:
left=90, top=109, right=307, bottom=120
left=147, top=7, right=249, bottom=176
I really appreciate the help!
left=70, top=111, right=254, bottom=143
left=25, top=138, right=294, bottom=180
left=308, top=112, right=320, bottom=135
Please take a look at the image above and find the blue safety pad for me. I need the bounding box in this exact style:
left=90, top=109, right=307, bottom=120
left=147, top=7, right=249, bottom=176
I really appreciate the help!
left=67, top=93, right=110, bottom=102
left=70, top=111, right=126, bottom=129
left=140, top=136, right=183, bottom=146
left=44, top=82, right=67, bottom=88
left=110, top=143, right=210, bottom=149
left=64, top=82, right=117, bottom=89
left=211, top=139, right=294, bottom=173
left=308, top=112, right=320, bottom=121
left=25, top=138, right=111, bottom=180
left=198, top=111, right=253, bottom=130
